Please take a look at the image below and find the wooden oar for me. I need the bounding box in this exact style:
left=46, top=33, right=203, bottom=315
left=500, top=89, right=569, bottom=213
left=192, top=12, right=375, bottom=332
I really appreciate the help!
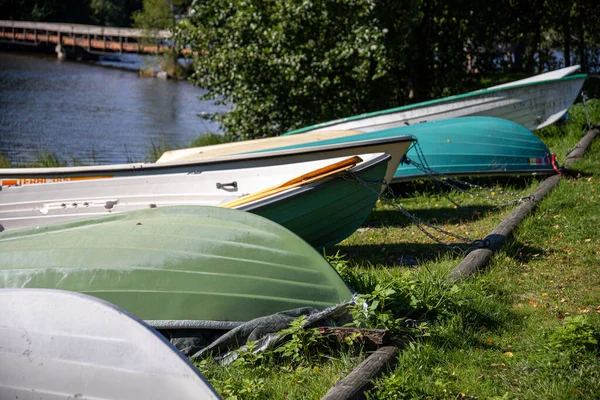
left=220, top=156, right=363, bottom=209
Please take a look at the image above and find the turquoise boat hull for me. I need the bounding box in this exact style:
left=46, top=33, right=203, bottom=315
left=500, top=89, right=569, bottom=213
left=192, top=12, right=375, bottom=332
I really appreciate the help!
left=393, top=117, right=556, bottom=181
left=264, top=117, right=555, bottom=182
left=0, top=206, right=353, bottom=326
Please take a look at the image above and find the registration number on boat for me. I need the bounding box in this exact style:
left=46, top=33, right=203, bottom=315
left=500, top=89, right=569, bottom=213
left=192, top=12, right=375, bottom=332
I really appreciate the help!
left=1, top=176, right=113, bottom=187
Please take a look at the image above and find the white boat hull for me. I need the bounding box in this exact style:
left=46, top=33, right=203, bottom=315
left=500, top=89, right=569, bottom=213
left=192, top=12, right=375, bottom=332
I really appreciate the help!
left=0, top=145, right=404, bottom=231
left=487, top=65, right=580, bottom=89
left=300, top=74, right=585, bottom=133
left=0, top=289, right=220, bottom=400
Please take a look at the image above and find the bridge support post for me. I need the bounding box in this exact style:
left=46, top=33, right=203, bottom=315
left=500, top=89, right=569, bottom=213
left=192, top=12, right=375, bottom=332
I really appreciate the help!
left=55, top=44, right=66, bottom=60
left=55, top=32, right=66, bottom=60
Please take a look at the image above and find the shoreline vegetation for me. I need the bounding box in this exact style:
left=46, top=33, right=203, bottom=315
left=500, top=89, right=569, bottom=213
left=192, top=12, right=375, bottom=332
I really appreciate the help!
left=2, top=100, right=599, bottom=398
left=137, top=51, right=195, bottom=80
left=0, top=132, right=228, bottom=168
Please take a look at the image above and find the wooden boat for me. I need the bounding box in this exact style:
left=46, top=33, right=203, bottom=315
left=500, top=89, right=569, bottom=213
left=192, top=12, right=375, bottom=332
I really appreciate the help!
left=0, top=289, right=220, bottom=400
left=285, top=66, right=586, bottom=134
left=0, top=137, right=413, bottom=249
left=0, top=207, right=354, bottom=327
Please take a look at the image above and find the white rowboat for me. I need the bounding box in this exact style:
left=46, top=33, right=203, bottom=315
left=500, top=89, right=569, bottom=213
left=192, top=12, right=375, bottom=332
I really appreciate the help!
left=0, top=288, right=220, bottom=400
left=285, top=66, right=586, bottom=135
left=0, top=136, right=412, bottom=249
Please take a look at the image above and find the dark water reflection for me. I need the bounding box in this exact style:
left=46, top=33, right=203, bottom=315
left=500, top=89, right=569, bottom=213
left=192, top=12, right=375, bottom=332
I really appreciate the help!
left=0, top=51, right=224, bottom=165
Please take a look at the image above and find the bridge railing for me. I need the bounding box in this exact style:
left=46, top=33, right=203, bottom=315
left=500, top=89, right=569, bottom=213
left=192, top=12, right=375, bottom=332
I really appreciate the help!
left=0, top=20, right=172, bottom=55
left=0, top=20, right=170, bottom=39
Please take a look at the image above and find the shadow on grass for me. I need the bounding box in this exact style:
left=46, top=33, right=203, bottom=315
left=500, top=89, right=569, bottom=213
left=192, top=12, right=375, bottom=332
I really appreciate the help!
left=333, top=242, right=468, bottom=267
left=365, top=204, right=499, bottom=229
left=388, top=175, right=544, bottom=197
left=502, top=239, right=548, bottom=263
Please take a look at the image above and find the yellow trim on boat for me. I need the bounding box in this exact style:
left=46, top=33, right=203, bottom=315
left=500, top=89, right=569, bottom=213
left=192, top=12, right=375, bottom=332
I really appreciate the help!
left=220, top=156, right=362, bottom=209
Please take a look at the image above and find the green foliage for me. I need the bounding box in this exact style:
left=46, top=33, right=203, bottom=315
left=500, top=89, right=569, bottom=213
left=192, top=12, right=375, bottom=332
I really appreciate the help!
left=0, top=154, right=11, bottom=168
left=194, top=326, right=362, bottom=399
left=179, top=0, right=405, bottom=140
left=90, top=0, right=127, bottom=26
left=0, top=0, right=143, bottom=25
left=175, top=0, right=600, bottom=140
left=189, top=133, right=231, bottom=147
left=196, top=351, right=268, bottom=400
left=408, top=266, right=465, bottom=319
left=274, top=315, right=323, bottom=364
left=214, top=376, right=266, bottom=400
left=146, top=133, right=229, bottom=162
left=550, top=315, right=600, bottom=356
left=146, top=141, right=178, bottom=162
left=22, top=152, right=68, bottom=168
left=349, top=284, right=408, bottom=333
left=133, top=0, right=183, bottom=31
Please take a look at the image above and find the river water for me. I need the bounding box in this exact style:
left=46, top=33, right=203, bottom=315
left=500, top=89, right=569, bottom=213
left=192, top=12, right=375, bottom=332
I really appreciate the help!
left=0, top=51, right=224, bottom=165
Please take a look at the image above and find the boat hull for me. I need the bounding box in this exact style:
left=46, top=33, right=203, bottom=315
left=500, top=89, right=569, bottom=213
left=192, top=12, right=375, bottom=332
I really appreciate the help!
left=286, top=72, right=586, bottom=134
left=275, top=117, right=556, bottom=182
left=0, top=207, right=354, bottom=326
left=243, top=153, right=389, bottom=249
left=155, top=129, right=412, bottom=186
left=393, top=117, right=557, bottom=181
left=0, top=138, right=412, bottom=248
left=0, top=289, right=220, bottom=400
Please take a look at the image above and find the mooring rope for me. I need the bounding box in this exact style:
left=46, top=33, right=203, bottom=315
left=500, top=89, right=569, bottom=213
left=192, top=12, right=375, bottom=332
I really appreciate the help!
left=403, top=141, right=535, bottom=206
left=582, top=91, right=592, bottom=131
left=343, top=172, right=489, bottom=256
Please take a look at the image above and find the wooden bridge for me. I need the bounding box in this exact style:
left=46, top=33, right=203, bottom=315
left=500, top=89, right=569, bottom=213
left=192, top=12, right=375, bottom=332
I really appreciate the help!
left=0, top=20, right=171, bottom=58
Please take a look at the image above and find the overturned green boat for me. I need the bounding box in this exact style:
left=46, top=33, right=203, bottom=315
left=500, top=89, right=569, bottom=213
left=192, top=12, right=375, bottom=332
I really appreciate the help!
left=0, top=206, right=353, bottom=328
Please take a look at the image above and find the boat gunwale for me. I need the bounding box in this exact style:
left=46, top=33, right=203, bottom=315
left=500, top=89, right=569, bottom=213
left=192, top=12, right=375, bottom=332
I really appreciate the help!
left=239, top=153, right=391, bottom=212
left=0, top=136, right=414, bottom=177
left=392, top=168, right=557, bottom=182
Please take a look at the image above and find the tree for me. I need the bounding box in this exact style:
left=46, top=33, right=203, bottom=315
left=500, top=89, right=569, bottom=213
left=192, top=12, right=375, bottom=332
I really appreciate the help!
left=90, top=0, right=141, bottom=26
left=177, top=0, right=598, bottom=140
left=133, top=0, right=188, bottom=31
left=178, top=0, right=400, bottom=140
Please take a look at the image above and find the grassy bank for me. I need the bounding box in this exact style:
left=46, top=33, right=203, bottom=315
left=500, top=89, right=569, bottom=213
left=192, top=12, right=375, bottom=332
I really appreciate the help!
left=2, top=98, right=598, bottom=399
left=197, top=100, right=600, bottom=399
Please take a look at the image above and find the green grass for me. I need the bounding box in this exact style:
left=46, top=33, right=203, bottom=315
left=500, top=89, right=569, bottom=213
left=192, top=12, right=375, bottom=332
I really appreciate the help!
left=192, top=100, right=600, bottom=399
left=357, top=100, right=600, bottom=399
left=146, top=133, right=231, bottom=162
left=0, top=152, right=71, bottom=168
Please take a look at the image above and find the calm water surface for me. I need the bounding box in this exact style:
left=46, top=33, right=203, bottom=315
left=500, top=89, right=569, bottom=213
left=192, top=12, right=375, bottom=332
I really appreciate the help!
left=0, top=51, right=224, bottom=165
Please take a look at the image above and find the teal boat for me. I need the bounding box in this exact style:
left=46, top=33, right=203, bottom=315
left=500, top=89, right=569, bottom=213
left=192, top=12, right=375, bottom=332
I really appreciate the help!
left=0, top=206, right=353, bottom=327
left=394, top=117, right=558, bottom=181
left=266, top=117, right=556, bottom=182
